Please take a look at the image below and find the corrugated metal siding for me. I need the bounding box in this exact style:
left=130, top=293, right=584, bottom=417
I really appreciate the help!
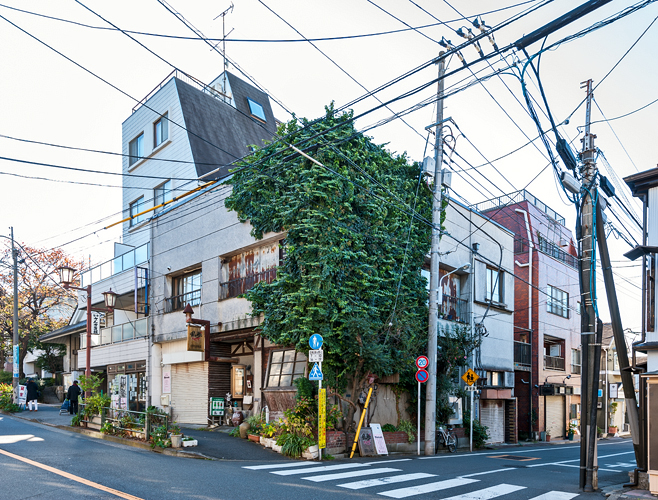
left=171, top=362, right=208, bottom=424
left=208, top=342, right=231, bottom=400
left=481, top=399, right=505, bottom=444
left=546, top=395, right=565, bottom=438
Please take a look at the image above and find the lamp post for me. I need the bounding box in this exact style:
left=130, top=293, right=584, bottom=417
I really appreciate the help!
left=57, top=265, right=117, bottom=397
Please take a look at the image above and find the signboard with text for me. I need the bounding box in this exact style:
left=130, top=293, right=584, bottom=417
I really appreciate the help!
left=369, top=423, right=388, bottom=455
left=187, top=324, right=204, bottom=352
left=318, top=388, right=326, bottom=449
left=210, top=397, right=225, bottom=416
left=17, top=385, right=27, bottom=405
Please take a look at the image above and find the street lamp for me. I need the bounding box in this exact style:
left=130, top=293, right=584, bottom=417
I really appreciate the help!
left=437, top=263, right=471, bottom=307
left=57, top=266, right=116, bottom=397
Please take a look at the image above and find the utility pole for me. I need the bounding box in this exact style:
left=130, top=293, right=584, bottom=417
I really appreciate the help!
left=578, top=79, right=599, bottom=491
left=425, top=52, right=446, bottom=456
left=11, top=227, right=19, bottom=403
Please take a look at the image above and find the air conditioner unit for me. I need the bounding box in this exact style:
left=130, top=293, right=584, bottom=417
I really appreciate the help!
left=160, top=394, right=171, bottom=406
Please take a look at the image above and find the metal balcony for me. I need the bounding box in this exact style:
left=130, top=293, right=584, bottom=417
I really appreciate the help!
left=544, top=355, right=565, bottom=370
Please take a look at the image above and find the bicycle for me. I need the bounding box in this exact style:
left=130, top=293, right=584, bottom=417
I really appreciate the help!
left=437, top=425, right=457, bottom=453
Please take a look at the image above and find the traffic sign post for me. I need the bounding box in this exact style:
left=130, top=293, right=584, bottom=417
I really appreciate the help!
left=309, top=335, right=324, bottom=460
left=415, top=367, right=429, bottom=455
left=309, top=349, right=323, bottom=362
left=309, top=334, right=323, bottom=350
left=461, top=368, right=479, bottom=453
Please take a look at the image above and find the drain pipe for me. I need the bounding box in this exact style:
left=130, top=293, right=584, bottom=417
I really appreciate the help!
left=516, top=209, right=534, bottom=438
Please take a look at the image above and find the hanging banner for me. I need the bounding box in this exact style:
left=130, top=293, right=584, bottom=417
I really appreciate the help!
left=13, top=344, right=19, bottom=378
left=318, top=388, right=326, bottom=449
left=91, top=312, right=104, bottom=335
left=187, top=325, right=204, bottom=352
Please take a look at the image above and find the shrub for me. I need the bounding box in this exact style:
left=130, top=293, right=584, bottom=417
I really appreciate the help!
left=397, top=419, right=417, bottom=443
left=0, top=371, right=13, bottom=384
left=150, top=424, right=170, bottom=448
left=277, top=433, right=315, bottom=458
left=245, top=414, right=265, bottom=435
left=381, top=423, right=397, bottom=433
left=100, top=421, right=115, bottom=435
left=71, top=414, right=82, bottom=427
left=463, top=410, right=489, bottom=449
left=326, top=404, right=343, bottom=430
left=0, top=383, right=20, bottom=412
left=228, top=427, right=240, bottom=437
left=82, top=394, right=111, bottom=418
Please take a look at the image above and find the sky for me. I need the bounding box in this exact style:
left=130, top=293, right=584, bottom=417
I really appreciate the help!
left=0, top=0, right=655, bottom=331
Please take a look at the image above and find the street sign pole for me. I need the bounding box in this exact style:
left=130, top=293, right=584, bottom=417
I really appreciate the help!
left=417, top=381, right=421, bottom=456
left=470, top=389, right=474, bottom=452
left=319, top=359, right=322, bottom=462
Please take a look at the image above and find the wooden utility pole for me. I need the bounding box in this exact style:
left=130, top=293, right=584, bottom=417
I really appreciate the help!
left=425, top=53, right=446, bottom=456
left=11, top=227, right=19, bottom=402
left=578, top=79, right=599, bottom=491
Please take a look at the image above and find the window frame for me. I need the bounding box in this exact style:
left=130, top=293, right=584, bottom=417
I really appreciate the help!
left=129, top=133, right=144, bottom=166
left=265, top=349, right=307, bottom=388
left=547, top=284, right=569, bottom=318
left=129, top=196, right=146, bottom=227
left=247, top=97, right=267, bottom=122
left=485, top=266, right=503, bottom=304
left=154, top=113, right=169, bottom=147
left=154, top=180, right=172, bottom=210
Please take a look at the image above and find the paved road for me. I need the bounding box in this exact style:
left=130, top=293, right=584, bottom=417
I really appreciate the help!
left=0, top=412, right=634, bottom=499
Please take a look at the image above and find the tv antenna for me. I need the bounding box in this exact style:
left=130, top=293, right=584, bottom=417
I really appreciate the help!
left=213, top=3, right=234, bottom=94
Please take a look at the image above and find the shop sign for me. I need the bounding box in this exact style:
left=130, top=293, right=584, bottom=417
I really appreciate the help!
left=318, top=388, right=326, bottom=449
left=187, top=325, right=204, bottom=352
left=17, top=385, right=27, bottom=405
left=210, top=397, right=225, bottom=416
left=369, top=423, right=388, bottom=455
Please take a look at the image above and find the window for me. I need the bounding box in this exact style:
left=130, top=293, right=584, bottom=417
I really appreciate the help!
left=485, top=267, right=502, bottom=303
left=547, top=285, right=569, bottom=318
left=167, top=269, right=202, bottom=312
left=247, top=98, right=267, bottom=121
left=220, top=243, right=280, bottom=299
left=154, top=180, right=172, bottom=210
left=487, top=371, right=503, bottom=387
left=154, top=113, right=168, bottom=147
left=571, top=349, right=581, bottom=374
left=129, top=197, right=146, bottom=227
left=266, top=349, right=307, bottom=387
left=576, top=301, right=581, bottom=315
left=129, top=133, right=144, bottom=166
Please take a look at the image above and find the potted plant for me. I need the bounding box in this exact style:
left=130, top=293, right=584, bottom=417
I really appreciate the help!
left=182, top=437, right=198, bottom=447
left=169, top=422, right=183, bottom=448
left=545, top=432, right=551, bottom=442
left=608, top=425, right=618, bottom=435
left=568, top=423, right=577, bottom=441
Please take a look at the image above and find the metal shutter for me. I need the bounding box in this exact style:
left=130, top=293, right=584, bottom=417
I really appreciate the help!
left=480, top=399, right=505, bottom=444
left=545, top=395, right=566, bottom=438
left=171, top=362, right=209, bottom=425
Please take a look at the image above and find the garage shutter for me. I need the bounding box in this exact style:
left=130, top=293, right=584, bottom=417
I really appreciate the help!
left=171, top=362, right=208, bottom=425
left=480, top=399, right=505, bottom=444
left=546, top=395, right=565, bottom=438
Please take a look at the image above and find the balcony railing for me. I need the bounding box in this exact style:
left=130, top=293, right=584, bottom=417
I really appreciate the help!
left=544, top=355, right=565, bottom=370
left=81, top=243, right=149, bottom=287
left=81, top=317, right=148, bottom=348
left=165, top=289, right=201, bottom=313
left=514, top=341, right=531, bottom=366
left=514, top=236, right=578, bottom=269
left=439, top=295, right=468, bottom=323
left=220, top=268, right=277, bottom=300
left=472, top=189, right=566, bottom=225
left=571, top=364, right=581, bottom=375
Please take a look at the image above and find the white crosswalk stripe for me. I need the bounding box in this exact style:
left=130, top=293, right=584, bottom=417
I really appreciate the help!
left=338, top=473, right=437, bottom=490
left=302, top=467, right=402, bottom=482
left=435, top=484, right=526, bottom=500
left=378, top=477, right=479, bottom=498
left=270, top=463, right=369, bottom=475
left=527, top=492, right=579, bottom=500
left=243, top=462, right=322, bottom=470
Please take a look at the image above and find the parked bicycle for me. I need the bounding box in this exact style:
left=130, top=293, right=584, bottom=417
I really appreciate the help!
left=437, top=425, right=457, bottom=453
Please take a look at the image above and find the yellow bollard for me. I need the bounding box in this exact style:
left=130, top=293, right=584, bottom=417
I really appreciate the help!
left=349, top=387, right=373, bottom=459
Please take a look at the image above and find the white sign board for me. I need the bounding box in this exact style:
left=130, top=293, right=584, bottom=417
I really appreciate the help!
left=17, top=385, right=27, bottom=405
left=465, top=385, right=479, bottom=392
left=609, top=383, right=618, bottom=399
left=91, top=312, right=104, bottom=335
left=162, top=366, right=171, bottom=393
left=309, top=349, right=323, bottom=362
left=369, top=424, right=388, bottom=455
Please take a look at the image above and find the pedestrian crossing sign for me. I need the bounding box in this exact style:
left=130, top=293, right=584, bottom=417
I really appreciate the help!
left=309, top=363, right=323, bottom=381
left=462, top=368, right=479, bottom=386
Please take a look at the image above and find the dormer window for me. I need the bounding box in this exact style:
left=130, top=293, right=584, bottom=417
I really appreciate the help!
left=247, top=98, right=266, bottom=122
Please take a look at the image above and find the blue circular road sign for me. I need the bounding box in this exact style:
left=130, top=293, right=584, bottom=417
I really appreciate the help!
left=309, top=334, right=323, bottom=350
left=416, top=369, right=429, bottom=383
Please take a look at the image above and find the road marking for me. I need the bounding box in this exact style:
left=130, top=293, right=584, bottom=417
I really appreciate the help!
left=0, top=447, right=143, bottom=500
left=302, top=467, right=401, bottom=482
left=460, top=468, right=515, bottom=478
left=438, top=484, right=526, bottom=500
left=271, top=463, right=369, bottom=475
left=527, top=451, right=634, bottom=468
left=243, top=462, right=322, bottom=470
left=378, top=477, right=479, bottom=498
left=488, top=454, right=539, bottom=461
left=552, top=463, right=621, bottom=472
left=338, top=473, right=437, bottom=490
left=527, top=492, right=579, bottom=500
left=362, top=458, right=413, bottom=465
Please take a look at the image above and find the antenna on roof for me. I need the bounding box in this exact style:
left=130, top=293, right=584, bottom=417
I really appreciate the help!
left=213, top=2, right=234, bottom=96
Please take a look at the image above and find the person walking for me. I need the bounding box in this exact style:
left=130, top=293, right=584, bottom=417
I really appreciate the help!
left=26, top=378, right=39, bottom=411
left=67, top=380, right=82, bottom=415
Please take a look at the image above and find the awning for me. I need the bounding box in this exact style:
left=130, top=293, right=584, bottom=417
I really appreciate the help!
left=39, top=321, right=86, bottom=343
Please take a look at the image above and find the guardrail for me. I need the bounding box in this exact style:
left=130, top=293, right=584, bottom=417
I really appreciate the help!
left=78, top=404, right=168, bottom=441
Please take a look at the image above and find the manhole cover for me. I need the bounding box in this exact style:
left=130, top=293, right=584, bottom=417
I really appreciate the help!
left=489, top=455, right=539, bottom=461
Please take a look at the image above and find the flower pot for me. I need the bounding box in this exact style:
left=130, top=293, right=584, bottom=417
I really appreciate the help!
left=182, top=439, right=198, bottom=447
left=608, top=427, right=618, bottom=435
left=264, top=438, right=274, bottom=448
left=272, top=443, right=283, bottom=453
left=248, top=434, right=260, bottom=443
left=171, top=434, right=183, bottom=448
left=545, top=435, right=551, bottom=442
left=302, top=445, right=319, bottom=460
left=568, top=432, right=574, bottom=441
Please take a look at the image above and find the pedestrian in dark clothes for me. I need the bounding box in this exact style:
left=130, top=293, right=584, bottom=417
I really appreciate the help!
left=26, top=378, right=39, bottom=411
left=67, top=380, right=82, bottom=415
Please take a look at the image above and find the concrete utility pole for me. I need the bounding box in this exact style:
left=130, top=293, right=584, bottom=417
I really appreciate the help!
left=578, top=79, right=600, bottom=491
left=425, top=53, right=446, bottom=456
left=11, top=227, right=19, bottom=402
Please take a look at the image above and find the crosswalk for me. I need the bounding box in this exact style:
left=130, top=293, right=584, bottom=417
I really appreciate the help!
left=242, top=460, right=581, bottom=499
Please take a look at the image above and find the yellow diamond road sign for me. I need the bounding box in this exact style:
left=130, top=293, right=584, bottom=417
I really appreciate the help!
left=462, top=368, right=479, bottom=386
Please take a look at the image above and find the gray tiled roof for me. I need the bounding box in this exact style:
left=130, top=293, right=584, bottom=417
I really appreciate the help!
left=39, top=321, right=85, bottom=343
left=176, top=73, right=277, bottom=180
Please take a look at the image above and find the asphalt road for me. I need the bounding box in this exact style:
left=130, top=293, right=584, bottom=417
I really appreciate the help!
left=0, top=413, right=634, bottom=500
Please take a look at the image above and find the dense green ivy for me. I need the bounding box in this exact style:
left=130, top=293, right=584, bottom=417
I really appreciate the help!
left=226, top=105, right=433, bottom=424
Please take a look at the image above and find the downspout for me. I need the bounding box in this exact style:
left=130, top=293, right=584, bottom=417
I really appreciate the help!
left=516, top=209, right=534, bottom=438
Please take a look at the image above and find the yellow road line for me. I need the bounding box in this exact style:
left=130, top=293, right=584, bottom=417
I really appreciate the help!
left=0, top=447, right=144, bottom=500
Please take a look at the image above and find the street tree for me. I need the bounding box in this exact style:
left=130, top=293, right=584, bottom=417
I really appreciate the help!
left=226, top=105, right=433, bottom=427
left=0, top=244, right=81, bottom=377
